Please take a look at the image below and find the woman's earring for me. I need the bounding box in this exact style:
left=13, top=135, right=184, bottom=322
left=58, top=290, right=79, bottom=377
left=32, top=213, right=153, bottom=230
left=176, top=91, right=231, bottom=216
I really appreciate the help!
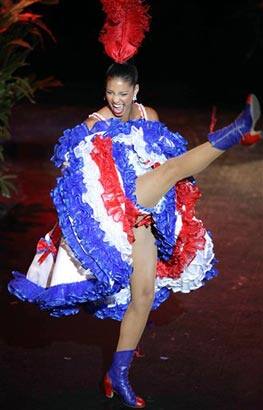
left=133, top=95, right=137, bottom=102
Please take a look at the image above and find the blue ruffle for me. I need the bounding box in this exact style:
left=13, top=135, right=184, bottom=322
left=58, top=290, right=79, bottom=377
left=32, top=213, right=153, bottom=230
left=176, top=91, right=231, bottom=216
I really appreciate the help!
left=50, top=119, right=191, bottom=288
left=51, top=141, right=132, bottom=290
left=51, top=119, right=188, bottom=168
left=203, top=231, right=219, bottom=282
left=203, top=259, right=219, bottom=281
left=51, top=123, right=88, bottom=168
left=84, top=286, right=171, bottom=321
left=8, top=271, right=118, bottom=318
left=8, top=270, right=170, bottom=320
left=8, top=253, right=218, bottom=320
left=8, top=119, right=219, bottom=320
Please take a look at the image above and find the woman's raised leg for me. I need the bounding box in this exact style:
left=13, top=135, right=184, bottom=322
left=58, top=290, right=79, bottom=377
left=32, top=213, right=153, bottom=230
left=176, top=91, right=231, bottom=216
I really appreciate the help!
left=136, top=141, right=223, bottom=208
left=136, top=94, right=261, bottom=208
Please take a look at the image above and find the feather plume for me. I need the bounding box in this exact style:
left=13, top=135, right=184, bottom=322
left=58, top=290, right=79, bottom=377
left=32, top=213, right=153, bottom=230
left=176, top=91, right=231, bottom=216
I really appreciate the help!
left=99, top=0, right=150, bottom=63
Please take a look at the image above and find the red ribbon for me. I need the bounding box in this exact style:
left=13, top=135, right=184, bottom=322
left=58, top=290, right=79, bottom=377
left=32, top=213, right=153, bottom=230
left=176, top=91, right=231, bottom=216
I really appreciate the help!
left=37, top=238, right=58, bottom=265
left=36, top=224, right=61, bottom=265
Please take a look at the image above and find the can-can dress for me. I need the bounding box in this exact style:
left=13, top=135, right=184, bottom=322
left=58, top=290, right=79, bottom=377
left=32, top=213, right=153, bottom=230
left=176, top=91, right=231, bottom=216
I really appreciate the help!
left=8, top=107, right=218, bottom=320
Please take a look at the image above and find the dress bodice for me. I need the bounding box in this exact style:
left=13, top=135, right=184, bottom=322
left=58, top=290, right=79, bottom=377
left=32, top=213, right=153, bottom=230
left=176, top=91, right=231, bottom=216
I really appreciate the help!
left=88, top=102, right=148, bottom=122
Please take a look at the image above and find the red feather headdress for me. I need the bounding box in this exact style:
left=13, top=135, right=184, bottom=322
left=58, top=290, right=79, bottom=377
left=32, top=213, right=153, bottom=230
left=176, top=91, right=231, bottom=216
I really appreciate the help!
left=99, top=0, right=151, bottom=63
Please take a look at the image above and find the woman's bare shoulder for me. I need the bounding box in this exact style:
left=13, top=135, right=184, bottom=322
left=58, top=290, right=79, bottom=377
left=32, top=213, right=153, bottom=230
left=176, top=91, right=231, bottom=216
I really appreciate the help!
left=84, top=116, right=97, bottom=130
left=144, top=106, right=159, bottom=121
left=84, top=106, right=110, bottom=129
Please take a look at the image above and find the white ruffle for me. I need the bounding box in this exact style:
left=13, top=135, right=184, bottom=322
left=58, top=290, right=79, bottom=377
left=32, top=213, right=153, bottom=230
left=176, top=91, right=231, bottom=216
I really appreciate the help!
left=113, top=126, right=167, bottom=168
left=78, top=140, right=133, bottom=265
left=27, top=125, right=213, bottom=300
left=156, top=232, right=214, bottom=293
left=107, top=231, right=215, bottom=307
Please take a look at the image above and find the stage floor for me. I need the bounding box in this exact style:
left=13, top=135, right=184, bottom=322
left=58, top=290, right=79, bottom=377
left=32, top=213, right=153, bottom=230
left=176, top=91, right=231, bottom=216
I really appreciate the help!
left=0, top=102, right=262, bottom=409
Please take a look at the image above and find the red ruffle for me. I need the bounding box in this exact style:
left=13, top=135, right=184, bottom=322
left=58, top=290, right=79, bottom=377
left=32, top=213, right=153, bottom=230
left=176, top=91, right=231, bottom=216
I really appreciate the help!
left=157, top=180, right=206, bottom=279
left=91, top=135, right=142, bottom=243
left=84, top=136, right=206, bottom=275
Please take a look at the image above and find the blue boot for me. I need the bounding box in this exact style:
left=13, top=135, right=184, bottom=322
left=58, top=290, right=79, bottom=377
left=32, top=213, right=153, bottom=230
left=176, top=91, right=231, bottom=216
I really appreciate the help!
left=103, top=350, right=145, bottom=408
left=208, top=94, right=262, bottom=150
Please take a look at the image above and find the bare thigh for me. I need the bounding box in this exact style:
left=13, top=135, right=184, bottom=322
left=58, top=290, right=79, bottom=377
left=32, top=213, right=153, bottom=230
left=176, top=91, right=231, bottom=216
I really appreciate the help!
left=130, top=224, right=157, bottom=302
left=135, top=141, right=222, bottom=208
left=135, top=162, right=175, bottom=209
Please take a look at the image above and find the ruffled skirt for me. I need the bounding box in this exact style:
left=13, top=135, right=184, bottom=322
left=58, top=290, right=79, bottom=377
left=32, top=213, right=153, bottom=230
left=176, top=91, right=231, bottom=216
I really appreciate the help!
left=8, top=119, right=218, bottom=320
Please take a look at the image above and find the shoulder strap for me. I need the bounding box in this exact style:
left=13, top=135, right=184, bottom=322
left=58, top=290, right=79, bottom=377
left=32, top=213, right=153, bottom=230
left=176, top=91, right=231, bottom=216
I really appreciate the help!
left=88, top=112, right=107, bottom=121
left=135, top=103, right=148, bottom=120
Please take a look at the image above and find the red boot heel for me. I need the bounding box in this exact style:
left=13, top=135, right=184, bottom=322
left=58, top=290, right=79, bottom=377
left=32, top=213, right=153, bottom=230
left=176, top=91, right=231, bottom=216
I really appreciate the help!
left=103, top=373, right=114, bottom=399
left=103, top=350, right=146, bottom=408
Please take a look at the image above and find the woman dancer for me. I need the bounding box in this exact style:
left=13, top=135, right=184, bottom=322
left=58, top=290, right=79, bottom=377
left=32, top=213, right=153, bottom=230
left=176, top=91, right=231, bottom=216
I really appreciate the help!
left=8, top=1, right=262, bottom=408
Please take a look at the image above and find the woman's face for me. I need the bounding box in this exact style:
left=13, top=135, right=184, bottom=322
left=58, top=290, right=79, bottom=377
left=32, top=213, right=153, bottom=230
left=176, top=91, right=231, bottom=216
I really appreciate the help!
left=105, top=76, right=138, bottom=118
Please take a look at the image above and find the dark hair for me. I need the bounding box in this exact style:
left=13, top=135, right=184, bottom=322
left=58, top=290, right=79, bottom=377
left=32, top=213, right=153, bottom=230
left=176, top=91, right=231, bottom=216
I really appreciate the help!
left=106, top=62, right=138, bottom=86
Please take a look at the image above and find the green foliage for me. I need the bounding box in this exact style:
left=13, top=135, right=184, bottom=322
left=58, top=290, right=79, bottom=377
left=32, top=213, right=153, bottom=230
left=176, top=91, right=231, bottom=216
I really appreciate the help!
left=0, top=0, right=60, bottom=198
left=0, top=144, right=17, bottom=198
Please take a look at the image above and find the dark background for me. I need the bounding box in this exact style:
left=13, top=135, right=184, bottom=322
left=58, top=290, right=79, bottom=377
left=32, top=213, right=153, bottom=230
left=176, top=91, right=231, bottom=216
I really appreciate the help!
left=31, top=0, right=263, bottom=104
left=30, top=0, right=263, bottom=107
left=1, top=4, right=263, bottom=409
